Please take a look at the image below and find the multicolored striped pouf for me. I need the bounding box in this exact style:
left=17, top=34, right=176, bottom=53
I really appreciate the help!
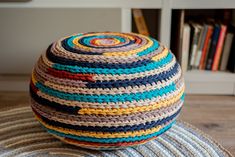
left=30, top=32, right=185, bottom=150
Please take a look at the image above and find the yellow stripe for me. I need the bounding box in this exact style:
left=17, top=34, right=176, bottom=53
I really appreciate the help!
left=103, top=34, right=153, bottom=56
left=35, top=114, right=164, bottom=138
left=31, top=72, right=37, bottom=85
left=78, top=87, right=184, bottom=115
left=152, top=47, right=168, bottom=61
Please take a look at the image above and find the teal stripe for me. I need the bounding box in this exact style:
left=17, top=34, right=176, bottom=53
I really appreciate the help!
left=68, top=35, right=126, bottom=48
left=35, top=82, right=176, bottom=103
left=67, top=34, right=83, bottom=48
left=181, top=93, right=185, bottom=101
left=137, top=38, right=159, bottom=56
left=44, top=121, right=175, bottom=143
left=52, top=52, right=173, bottom=75
left=67, top=34, right=159, bottom=57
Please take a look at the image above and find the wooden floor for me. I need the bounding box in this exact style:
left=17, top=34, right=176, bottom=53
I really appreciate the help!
left=0, top=92, right=235, bottom=155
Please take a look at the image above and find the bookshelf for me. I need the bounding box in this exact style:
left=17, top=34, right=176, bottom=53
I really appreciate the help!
left=0, top=0, right=235, bottom=95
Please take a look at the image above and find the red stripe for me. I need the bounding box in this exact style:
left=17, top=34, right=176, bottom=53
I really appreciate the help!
left=47, top=68, right=95, bottom=82
left=30, top=80, right=38, bottom=93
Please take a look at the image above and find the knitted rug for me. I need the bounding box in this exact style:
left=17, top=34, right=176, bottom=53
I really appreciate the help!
left=0, top=106, right=232, bottom=157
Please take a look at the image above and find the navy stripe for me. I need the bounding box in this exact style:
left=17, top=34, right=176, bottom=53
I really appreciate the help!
left=86, top=63, right=179, bottom=89
left=47, top=45, right=153, bottom=69
left=34, top=108, right=181, bottom=133
left=30, top=86, right=80, bottom=114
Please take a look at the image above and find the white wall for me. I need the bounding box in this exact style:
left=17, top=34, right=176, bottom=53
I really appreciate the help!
left=0, top=8, right=121, bottom=74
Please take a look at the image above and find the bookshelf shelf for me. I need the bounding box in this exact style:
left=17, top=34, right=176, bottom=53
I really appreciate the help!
left=0, top=0, right=235, bottom=95
left=185, top=70, right=235, bottom=82
left=171, top=0, right=235, bottom=9
left=185, top=70, right=235, bottom=94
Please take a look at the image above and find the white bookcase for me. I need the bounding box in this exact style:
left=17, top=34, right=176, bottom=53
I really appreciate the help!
left=0, top=0, right=235, bottom=95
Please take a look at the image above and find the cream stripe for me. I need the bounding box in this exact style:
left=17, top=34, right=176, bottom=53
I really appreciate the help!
left=32, top=100, right=182, bottom=127
left=41, top=68, right=181, bottom=95
left=40, top=50, right=176, bottom=81
left=34, top=80, right=184, bottom=109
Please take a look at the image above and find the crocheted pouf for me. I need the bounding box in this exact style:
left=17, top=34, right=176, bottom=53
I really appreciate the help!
left=30, top=32, right=185, bottom=150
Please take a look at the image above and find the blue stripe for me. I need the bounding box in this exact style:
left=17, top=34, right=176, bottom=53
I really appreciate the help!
left=86, top=63, right=179, bottom=88
left=62, top=34, right=159, bottom=56
left=35, top=82, right=176, bottom=103
left=181, top=93, right=185, bottom=101
left=46, top=45, right=153, bottom=69
left=137, top=38, right=159, bottom=56
left=62, top=37, right=102, bottom=55
left=45, top=121, right=175, bottom=143
left=37, top=107, right=181, bottom=132
left=52, top=52, right=173, bottom=75
left=30, top=85, right=80, bottom=114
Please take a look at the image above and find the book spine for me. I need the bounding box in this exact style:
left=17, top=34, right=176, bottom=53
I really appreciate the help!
left=181, top=24, right=191, bottom=73
left=132, top=9, right=149, bottom=36
left=199, top=26, right=213, bottom=70
left=206, top=25, right=220, bottom=70
left=189, top=26, right=200, bottom=68
left=212, top=25, right=227, bottom=71
left=220, top=33, right=234, bottom=71
left=195, top=25, right=208, bottom=68
left=178, top=10, right=185, bottom=61
left=227, top=30, right=235, bottom=73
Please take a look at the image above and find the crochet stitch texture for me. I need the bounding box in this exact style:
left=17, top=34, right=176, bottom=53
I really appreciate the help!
left=30, top=32, right=185, bottom=150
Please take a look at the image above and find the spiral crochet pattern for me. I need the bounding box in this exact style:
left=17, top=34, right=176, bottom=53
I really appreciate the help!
left=30, top=32, right=185, bottom=150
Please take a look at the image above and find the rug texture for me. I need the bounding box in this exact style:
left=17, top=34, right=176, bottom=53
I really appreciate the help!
left=0, top=106, right=232, bottom=157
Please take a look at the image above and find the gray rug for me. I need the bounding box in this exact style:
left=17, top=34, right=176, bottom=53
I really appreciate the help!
left=0, top=106, right=232, bottom=157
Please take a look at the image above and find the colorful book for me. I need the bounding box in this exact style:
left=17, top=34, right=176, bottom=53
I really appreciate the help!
left=199, top=25, right=214, bottom=70
left=189, top=23, right=202, bottom=68
left=212, top=25, right=227, bottom=71
left=180, top=23, right=191, bottom=73
left=132, top=9, right=149, bottom=36
left=206, top=24, right=220, bottom=70
left=220, top=33, right=234, bottom=71
left=194, top=25, right=208, bottom=68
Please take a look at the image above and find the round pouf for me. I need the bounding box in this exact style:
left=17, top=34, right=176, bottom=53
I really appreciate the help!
left=30, top=32, right=185, bottom=150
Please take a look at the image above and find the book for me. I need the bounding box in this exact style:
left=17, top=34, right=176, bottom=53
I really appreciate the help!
left=199, top=25, right=214, bottom=70
left=205, top=24, right=220, bottom=70
left=227, top=31, right=235, bottom=73
left=220, top=33, right=234, bottom=71
left=212, top=25, right=227, bottom=71
left=180, top=23, right=191, bottom=73
left=227, top=11, right=235, bottom=72
left=189, top=23, right=202, bottom=68
left=170, top=10, right=185, bottom=60
left=132, top=9, right=149, bottom=36
left=188, top=22, right=195, bottom=70
left=202, top=38, right=212, bottom=69
left=227, top=40, right=235, bottom=72
left=194, top=24, right=208, bottom=68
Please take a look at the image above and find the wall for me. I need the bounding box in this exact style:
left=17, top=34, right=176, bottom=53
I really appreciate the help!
left=0, top=8, right=121, bottom=74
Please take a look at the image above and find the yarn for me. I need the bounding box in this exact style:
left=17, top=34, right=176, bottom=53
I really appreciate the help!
left=30, top=32, right=185, bottom=150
